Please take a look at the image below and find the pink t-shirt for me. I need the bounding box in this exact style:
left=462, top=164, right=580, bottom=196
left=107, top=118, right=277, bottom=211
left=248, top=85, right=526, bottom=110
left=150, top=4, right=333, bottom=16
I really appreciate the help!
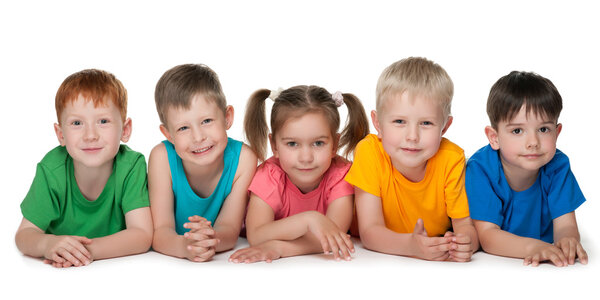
left=248, top=156, right=354, bottom=220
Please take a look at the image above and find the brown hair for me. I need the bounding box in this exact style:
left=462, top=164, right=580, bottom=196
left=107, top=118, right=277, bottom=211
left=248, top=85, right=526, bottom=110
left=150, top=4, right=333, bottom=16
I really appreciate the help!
left=487, top=71, right=562, bottom=129
left=154, top=64, right=227, bottom=126
left=55, top=69, right=127, bottom=123
left=244, top=85, right=369, bottom=162
left=376, top=57, right=453, bottom=118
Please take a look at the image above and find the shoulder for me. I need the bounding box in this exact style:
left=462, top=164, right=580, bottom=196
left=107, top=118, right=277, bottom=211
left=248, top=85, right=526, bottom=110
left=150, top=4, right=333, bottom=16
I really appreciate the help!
left=467, top=144, right=497, bottom=168
left=38, top=145, right=70, bottom=171
left=116, top=144, right=146, bottom=165
left=324, top=155, right=352, bottom=182
left=437, top=138, right=465, bottom=157
left=254, top=157, right=285, bottom=182
left=541, top=149, right=571, bottom=175
left=235, top=143, right=258, bottom=176
left=354, top=134, right=384, bottom=159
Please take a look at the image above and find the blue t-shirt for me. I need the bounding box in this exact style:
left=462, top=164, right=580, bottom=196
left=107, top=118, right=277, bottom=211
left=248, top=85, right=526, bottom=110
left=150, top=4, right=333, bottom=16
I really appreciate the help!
left=465, top=145, right=585, bottom=243
left=163, top=138, right=242, bottom=235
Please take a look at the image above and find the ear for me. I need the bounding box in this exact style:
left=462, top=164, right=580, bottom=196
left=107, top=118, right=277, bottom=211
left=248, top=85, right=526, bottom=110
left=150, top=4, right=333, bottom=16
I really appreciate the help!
left=159, top=124, right=173, bottom=143
left=556, top=123, right=562, bottom=138
left=225, top=105, right=234, bottom=130
left=371, top=110, right=382, bottom=138
left=441, top=116, right=453, bottom=135
left=54, top=123, right=65, bottom=146
left=485, top=126, right=500, bottom=150
left=120, top=118, right=132, bottom=143
left=268, top=133, right=278, bottom=158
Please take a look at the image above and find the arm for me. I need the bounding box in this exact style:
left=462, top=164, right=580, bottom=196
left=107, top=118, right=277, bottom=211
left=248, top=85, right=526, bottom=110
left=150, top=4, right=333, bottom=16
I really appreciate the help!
left=148, top=144, right=197, bottom=260
left=448, top=216, right=479, bottom=262
left=552, top=212, right=588, bottom=265
left=86, top=207, right=153, bottom=260
left=15, top=217, right=92, bottom=267
left=474, top=219, right=568, bottom=266
left=355, top=187, right=453, bottom=260
left=210, top=145, right=257, bottom=252
left=231, top=195, right=354, bottom=263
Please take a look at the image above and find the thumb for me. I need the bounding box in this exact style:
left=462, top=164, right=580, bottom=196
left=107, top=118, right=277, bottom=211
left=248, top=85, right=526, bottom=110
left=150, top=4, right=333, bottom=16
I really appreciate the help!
left=76, top=236, right=93, bottom=244
left=413, top=219, right=428, bottom=236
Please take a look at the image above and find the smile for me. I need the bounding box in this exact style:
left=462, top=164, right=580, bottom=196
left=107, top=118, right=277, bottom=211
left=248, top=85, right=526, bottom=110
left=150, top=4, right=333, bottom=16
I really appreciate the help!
left=192, top=146, right=213, bottom=154
left=401, top=147, right=421, bottom=153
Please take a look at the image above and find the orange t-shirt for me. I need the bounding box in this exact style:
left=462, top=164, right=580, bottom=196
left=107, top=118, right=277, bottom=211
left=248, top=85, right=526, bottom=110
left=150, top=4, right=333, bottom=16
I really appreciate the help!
left=345, top=134, right=470, bottom=237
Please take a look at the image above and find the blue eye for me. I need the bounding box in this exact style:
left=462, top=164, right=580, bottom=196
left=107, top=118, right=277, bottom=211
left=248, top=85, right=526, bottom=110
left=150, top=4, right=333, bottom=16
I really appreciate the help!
left=100, top=119, right=109, bottom=124
left=313, top=141, right=325, bottom=147
left=393, top=119, right=405, bottom=124
left=72, top=120, right=82, bottom=126
left=421, top=121, right=434, bottom=126
left=286, top=141, right=298, bottom=147
left=202, top=119, right=213, bottom=125
left=177, top=126, right=189, bottom=132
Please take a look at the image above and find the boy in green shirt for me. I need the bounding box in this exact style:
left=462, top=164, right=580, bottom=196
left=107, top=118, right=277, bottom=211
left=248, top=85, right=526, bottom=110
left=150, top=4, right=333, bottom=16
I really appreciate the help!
left=15, top=69, right=153, bottom=267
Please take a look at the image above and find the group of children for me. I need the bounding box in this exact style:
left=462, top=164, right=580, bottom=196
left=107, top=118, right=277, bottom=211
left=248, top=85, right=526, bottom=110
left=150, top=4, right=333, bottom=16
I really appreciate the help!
left=15, top=57, right=588, bottom=268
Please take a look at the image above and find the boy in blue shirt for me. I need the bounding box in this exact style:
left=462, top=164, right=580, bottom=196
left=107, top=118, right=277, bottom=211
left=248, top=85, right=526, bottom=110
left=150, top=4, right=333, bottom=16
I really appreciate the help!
left=466, top=71, right=587, bottom=267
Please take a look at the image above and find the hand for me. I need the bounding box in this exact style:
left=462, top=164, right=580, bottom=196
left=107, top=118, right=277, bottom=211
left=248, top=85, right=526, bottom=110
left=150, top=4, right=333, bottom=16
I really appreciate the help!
left=43, top=235, right=93, bottom=267
left=306, top=212, right=354, bottom=261
left=523, top=243, right=568, bottom=267
left=183, top=216, right=219, bottom=262
left=555, top=237, right=588, bottom=265
left=229, top=241, right=282, bottom=264
left=444, top=231, right=473, bottom=262
left=410, top=219, right=453, bottom=261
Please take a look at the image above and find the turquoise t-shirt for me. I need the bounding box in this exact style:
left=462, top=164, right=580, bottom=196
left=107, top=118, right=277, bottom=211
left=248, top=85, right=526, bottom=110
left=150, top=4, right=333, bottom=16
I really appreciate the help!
left=20, top=145, right=150, bottom=239
left=163, top=138, right=242, bottom=235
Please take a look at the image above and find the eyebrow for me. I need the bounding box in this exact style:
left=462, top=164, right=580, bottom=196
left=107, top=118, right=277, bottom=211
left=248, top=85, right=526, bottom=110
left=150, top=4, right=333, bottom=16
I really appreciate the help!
left=505, top=121, right=556, bottom=127
left=280, top=135, right=330, bottom=141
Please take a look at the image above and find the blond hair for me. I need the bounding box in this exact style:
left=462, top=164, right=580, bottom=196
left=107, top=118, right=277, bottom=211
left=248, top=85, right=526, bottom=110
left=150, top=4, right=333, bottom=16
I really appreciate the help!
left=376, top=57, right=453, bottom=118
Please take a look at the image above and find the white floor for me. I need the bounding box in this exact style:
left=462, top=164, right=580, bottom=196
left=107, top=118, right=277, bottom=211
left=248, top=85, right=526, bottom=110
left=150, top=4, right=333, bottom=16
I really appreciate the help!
left=7, top=236, right=596, bottom=300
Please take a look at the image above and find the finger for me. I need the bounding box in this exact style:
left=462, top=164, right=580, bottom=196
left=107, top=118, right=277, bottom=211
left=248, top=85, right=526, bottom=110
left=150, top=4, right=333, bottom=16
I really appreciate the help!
left=188, top=215, right=208, bottom=223
left=184, top=231, right=209, bottom=241
left=58, top=247, right=84, bottom=267
left=451, top=234, right=471, bottom=245
left=444, top=231, right=455, bottom=238
left=413, top=219, right=427, bottom=236
left=545, top=250, right=564, bottom=267
left=334, top=234, right=352, bottom=261
left=431, top=251, right=450, bottom=261
left=576, top=244, right=588, bottom=265
left=531, top=254, right=540, bottom=267
left=523, top=256, right=532, bottom=266
left=193, top=238, right=219, bottom=248
left=326, top=235, right=341, bottom=261
left=423, top=236, right=454, bottom=247
left=452, top=243, right=472, bottom=253
left=449, top=249, right=472, bottom=261
left=67, top=238, right=92, bottom=261
left=184, top=222, right=214, bottom=232
left=50, top=253, right=66, bottom=264
left=194, top=248, right=216, bottom=262
left=566, top=240, right=576, bottom=265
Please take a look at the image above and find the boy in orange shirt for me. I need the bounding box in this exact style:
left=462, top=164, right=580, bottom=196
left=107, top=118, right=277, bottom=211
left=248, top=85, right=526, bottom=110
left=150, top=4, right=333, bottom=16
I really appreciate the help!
left=345, top=57, right=479, bottom=261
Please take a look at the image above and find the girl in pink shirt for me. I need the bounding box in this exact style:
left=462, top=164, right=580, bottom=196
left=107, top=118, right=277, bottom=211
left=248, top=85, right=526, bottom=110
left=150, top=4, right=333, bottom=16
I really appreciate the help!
left=229, top=85, right=368, bottom=263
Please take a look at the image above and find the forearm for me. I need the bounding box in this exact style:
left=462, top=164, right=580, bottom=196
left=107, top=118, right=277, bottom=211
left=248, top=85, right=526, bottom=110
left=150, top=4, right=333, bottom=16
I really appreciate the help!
left=15, top=228, right=51, bottom=258
left=214, top=224, right=241, bottom=252
left=88, top=227, right=152, bottom=260
left=553, top=222, right=580, bottom=243
left=273, top=233, right=325, bottom=258
left=479, top=227, right=551, bottom=258
left=454, top=223, right=480, bottom=252
left=360, top=225, right=415, bottom=256
left=152, top=227, right=188, bottom=259
left=247, top=212, right=314, bottom=245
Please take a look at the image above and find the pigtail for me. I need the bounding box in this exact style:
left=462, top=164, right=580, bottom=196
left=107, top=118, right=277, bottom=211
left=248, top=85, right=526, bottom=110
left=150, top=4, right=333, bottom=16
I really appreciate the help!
left=244, top=89, right=271, bottom=162
left=338, top=93, right=369, bottom=159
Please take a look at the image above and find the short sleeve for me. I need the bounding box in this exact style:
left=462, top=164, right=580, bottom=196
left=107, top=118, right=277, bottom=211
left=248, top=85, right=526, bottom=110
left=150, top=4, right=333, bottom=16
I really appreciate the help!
left=443, top=152, right=470, bottom=219
left=465, top=149, right=504, bottom=226
left=542, top=151, right=586, bottom=219
left=326, top=158, right=354, bottom=205
left=121, top=154, right=150, bottom=213
left=20, top=164, right=61, bottom=231
left=344, top=135, right=382, bottom=197
left=248, top=159, right=284, bottom=214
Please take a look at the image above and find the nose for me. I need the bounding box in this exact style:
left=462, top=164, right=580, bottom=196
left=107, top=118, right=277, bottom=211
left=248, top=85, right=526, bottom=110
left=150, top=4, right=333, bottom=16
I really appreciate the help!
left=406, top=124, right=419, bottom=143
left=298, top=145, right=314, bottom=164
left=192, top=127, right=207, bottom=143
left=526, top=132, right=540, bottom=149
left=83, top=124, right=99, bottom=141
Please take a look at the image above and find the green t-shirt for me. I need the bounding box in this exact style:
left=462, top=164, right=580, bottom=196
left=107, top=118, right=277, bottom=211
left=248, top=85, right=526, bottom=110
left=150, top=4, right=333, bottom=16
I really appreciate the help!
left=20, top=145, right=149, bottom=238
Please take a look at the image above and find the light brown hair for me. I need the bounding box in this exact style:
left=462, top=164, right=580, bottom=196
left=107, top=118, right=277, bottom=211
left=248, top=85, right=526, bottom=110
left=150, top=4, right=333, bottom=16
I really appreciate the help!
left=244, top=85, right=369, bottom=162
left=154, top=64, right=227, bottom=126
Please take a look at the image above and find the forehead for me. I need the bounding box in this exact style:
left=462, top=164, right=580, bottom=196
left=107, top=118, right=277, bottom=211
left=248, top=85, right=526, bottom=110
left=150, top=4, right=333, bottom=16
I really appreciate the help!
left=502, top=105, right=554, bottom=125
left=277, top=112, right=332, bottom=139
left=61, top=94, right=117, bottom=116
left=380, top=91, right=444, bottom=118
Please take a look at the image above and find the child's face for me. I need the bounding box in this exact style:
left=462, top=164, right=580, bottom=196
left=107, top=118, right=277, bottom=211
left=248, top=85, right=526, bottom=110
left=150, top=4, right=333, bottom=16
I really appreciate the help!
left=372, top=92, right=451, bottom=181
left=270, top=112, right=336, bottom=193
left=486, top=105, right=561, bottom=176
left=161, top=94, right=233, bottom=169
left=54, top=94, right=131, bottom=170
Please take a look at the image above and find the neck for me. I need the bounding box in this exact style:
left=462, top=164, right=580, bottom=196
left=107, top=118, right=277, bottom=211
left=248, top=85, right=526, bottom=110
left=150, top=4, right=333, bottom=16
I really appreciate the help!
left=73, top=160, right=114, bottom=201
left=393, top=161, right=427, bottom=183
left=500, top=159, right=538, bottom=192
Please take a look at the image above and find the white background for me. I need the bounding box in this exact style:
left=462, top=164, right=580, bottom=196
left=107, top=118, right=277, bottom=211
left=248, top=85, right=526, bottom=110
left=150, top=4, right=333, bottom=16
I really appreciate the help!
left=1, top=0, right=598, bottom=299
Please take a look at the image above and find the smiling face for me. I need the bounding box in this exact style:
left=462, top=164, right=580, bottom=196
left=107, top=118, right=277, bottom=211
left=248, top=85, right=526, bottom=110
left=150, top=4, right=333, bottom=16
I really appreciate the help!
left=270, top=112, right=337, bottom=194
left=372, top=91, right=451, bottom=182
left=54, top=94, right=131, bottom=171
left=160, top=93, right=233, bottom=170
left=486, top=105, right=561, bottom=187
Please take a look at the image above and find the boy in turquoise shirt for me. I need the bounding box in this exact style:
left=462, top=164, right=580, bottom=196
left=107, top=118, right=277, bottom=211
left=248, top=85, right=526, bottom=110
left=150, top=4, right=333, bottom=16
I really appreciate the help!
left=16, top=69, right=153, bottom=267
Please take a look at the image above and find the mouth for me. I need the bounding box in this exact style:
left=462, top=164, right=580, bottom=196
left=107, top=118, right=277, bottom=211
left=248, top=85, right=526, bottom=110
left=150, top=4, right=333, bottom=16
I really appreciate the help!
left=191, top=146, right=213, bottom=155
left=521, top=154, right=542, bottom=159
left=401, top=147, right=421, bottom=153
left=297, top=167, right=316, bottom=172
left=82, top=147, right=103, bottom=153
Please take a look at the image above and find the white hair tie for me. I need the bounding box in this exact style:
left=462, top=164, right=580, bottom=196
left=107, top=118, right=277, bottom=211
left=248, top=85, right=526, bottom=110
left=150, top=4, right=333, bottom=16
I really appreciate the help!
left=332, top=91, right=344, bottom=107
left=269, top=88, right=284, bottom=101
